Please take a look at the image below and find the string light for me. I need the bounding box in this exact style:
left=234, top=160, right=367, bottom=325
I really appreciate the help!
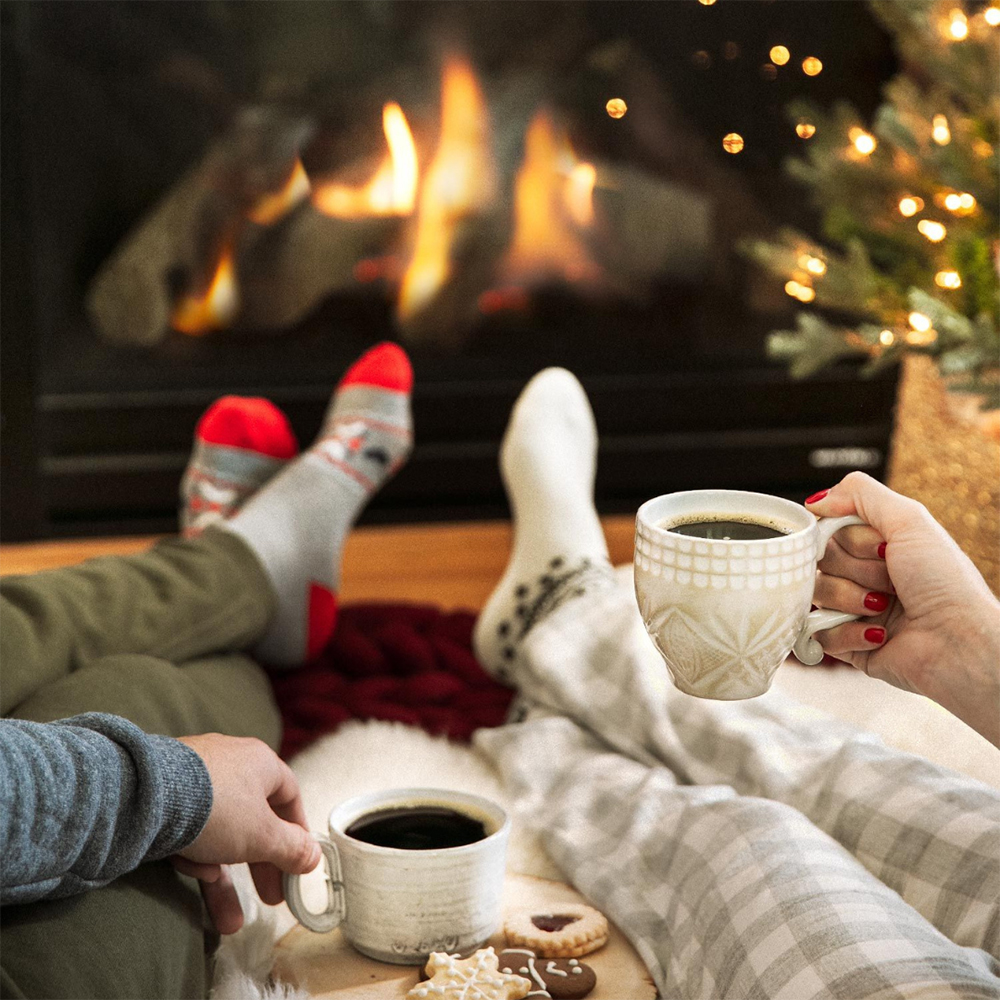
left=785, top=280, right=815, bottom=302
left=898, top=196, right=924, bottom=216
left=799, top=254, right=827, bottom=276
left=605, top=98, right=628, bottom=119
left=760, top=63, right=778, bottom=80
left=795, top=122, right=816, bottom=139
left=908, top=312, right=932, bottom=333
left=770, top=45, right=790, bottom=65
left=849, top=127, right=877, bottom=155
left=697, top=0, right=718, bottom=5
left=724, top=41, right=741, bottom=60
left=722, top=132, right=745, bottom=153
left=948, top=9, right=968, bottom=38
left=906, top=327, right=938, bottom=346
left=941, top=191, right=977, bottom=214
left=802, top=56, right=823, bottom=76
left=932, top=114, right=951, bottom=145
left=692, top=50, right=712, bottom=68
left=917, top=219, right=947, bottom=241
left=985, top=6, right=1000, bottom=26
left=972, top=138, right=994, bottom=157
left=935, top=270, right=962, bottom=289
left=879, top=330, right=895, bottom=346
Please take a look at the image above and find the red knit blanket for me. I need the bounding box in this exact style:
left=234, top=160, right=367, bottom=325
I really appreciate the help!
left=269, top=603, right=516, bottom=759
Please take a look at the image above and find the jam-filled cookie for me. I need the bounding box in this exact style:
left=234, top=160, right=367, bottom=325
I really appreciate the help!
left=503, top=904, right=609, bottom=958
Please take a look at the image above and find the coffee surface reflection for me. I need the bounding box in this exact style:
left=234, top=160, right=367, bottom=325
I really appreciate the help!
left=660, top=515, right=792, bottom=542
left=344, top=806, right=487, bottom=850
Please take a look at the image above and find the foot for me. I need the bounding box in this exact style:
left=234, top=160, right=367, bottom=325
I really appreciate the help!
left=224, top=342, right=414, bottom=666
left=180, top=396, right=298, bottom=536
left=473, top=368, right=614, bottom=683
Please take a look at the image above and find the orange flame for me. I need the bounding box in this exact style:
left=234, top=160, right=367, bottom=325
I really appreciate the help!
left=247, top=158, right=311, bottom=226
left=312, top=102, right=418, bottom=218
left=398, top=58, right=496, bottom=319
left=504, top=111, right=599, bottom=283
left=172, top=249, right=239, bottom=335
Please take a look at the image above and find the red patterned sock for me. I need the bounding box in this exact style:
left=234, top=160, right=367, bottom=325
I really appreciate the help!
left=181, top=396, right=299, bottom=536
left=225, top=343, right=414, bottom=666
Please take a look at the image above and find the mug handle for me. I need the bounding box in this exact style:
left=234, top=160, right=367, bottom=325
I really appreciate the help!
left=283, top=833, right=345, bottom=934
left=792, top=514, right=866, bottom=666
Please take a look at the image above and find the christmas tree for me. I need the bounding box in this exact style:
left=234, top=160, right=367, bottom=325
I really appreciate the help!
left=743, top=0, right=999, bottom=407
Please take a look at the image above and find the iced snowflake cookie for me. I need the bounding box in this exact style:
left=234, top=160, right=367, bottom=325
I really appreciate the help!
left=498, top=949, right=597, bottom=999
left=503, top=904, right=608, bottom=958
left=407, top=948, right=531, bottom=1000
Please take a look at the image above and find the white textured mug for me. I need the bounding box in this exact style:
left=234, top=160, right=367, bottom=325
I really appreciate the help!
left=283, top=788, right=510, bottom=965
left=634, top=489, right=865, bottom=699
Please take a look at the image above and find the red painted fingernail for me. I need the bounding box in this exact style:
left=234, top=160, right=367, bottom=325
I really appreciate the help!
left=877, top=542, right=887, bottom=559
left=864, top=627, right=885, bottom=644
left=864, top=591, right=890, bottom=612
left=804, top=489, right=829, bottom=505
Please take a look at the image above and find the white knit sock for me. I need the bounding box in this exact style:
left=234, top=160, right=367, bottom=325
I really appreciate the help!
left=473, top=368, right=614, bottom=683
left=224, top=343, right=413, bottom=667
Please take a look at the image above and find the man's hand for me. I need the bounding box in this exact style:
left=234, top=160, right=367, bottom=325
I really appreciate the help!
left=171, top=733, right=319, bottom=934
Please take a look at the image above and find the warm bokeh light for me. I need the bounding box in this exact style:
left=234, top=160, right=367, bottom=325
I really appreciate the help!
left=985, top=5, right=1000, bottom=26
left=932, top=114, right=951, bottom=145
left=760, top=63, right=778, bottom=80
left=879, top=329, right=895, bottom=346
left=973, top=137, right=994, bottom=157
left=908, top=311, right=932, bottom=333
left=565, top=162, right=597, bottom=227
left=906, top=327, right=938, bottom=346
left=799, top=254, right=827, bottom=276
left=785, top=279, right=815, bottom=302
left=935, top=269, right=962, bottom=289
left=942, top=191, right=977, bottom=214
left=948, top=9, right=969, bottom=38
left=312, top=102, right=418, bottom=218
left=917, top=219, right=947, bottom=241
left=769, top=45, right=790, bottom=65
left=849, top=127, right=877, bottom=155
left=795, top=122, right=816, bottom=139
left=944, top=193, right=962, bottom=211
left=692, top=50, right=712, bottom=68
left=723, top=41, right=741, bottom=60
left=247, top=159, right=310, bottom=226
left=605, top=98, right=628, bottom=119
left=172, top=249, right=238, bottom=335
left=722, top=132, right=744, bottom=153
left=898, top=196, right=924, bottom=216
left=802, top=56, right=823, bottom=76
left=698, top=0, right=717, bottom=5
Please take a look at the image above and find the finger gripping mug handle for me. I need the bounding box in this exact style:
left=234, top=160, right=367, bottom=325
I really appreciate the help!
left=282, top=833, right=345, bottom=934
left=793, top=514, right=866, bottom=666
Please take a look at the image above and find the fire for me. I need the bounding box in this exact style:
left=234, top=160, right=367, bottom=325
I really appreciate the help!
left=503, top=111, right=599, bottom=283
left=398, top=58, right=496, bottom=319
left=247, top=158, right=311, bottom=225
left=172, top=249, right=239, bottom=335
left=312, top=102, right=418, bottom=218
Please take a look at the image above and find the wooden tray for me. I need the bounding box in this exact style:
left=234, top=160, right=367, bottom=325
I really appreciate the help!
left=272, top=873, right=658, bottom=999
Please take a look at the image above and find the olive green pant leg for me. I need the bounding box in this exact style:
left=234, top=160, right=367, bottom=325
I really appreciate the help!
left=0, top=528, right=275, bottom=716
left=0, top=652, right=282, bottom=999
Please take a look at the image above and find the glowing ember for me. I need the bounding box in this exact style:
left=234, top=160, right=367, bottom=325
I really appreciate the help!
left=504, top=111, right=599, bottom=283
left=247, top=159, right=310, bottom=226
left=770, top=45, right=790, bottom=65
left=605, top=98, right=628, bottom=119
left=312, top=101, right=417, bottom=218
left=722, top=132, right=744, bottom=154
left=398, top=58, right=496, bottom=319
left=802, top=56, right=823, bottom=76
left=795, top=122, right=816, bottom=139
left=172, top=249, right=238, bottom=335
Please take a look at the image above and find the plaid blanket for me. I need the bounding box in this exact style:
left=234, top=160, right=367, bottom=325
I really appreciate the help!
left=474, top=578, right=1000, bottom=999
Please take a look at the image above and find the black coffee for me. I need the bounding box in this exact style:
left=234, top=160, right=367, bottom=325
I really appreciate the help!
left=662, top=515, right=792, bottom=542
left=344, top=806, right=487, bottom=850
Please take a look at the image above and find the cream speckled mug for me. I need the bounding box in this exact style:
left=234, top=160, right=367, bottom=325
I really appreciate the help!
left=634, top=490, right=864, bottom=699
left=283, top=788, right=509, bottom=965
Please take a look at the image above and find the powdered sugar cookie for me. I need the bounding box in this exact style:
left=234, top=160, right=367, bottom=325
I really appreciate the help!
left=408, top=948, right=531, bottom=1000
left=503, top=905, right=609, bottom=958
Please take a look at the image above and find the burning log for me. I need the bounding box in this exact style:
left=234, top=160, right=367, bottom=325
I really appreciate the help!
left=86, top=107, right=313, bottom=346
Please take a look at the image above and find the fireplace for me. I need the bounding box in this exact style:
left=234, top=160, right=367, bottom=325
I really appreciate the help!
left=0, top=1, right=898, bottom=541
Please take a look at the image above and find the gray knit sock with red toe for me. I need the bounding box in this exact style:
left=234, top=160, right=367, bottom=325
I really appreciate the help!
left=224, top=342, right=413, bottom=666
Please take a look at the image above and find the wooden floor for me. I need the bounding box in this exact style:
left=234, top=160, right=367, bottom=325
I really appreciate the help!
left=0, top=516, right=638, bottom=610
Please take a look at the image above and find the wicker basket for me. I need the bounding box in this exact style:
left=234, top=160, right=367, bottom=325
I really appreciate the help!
left=887, top=355, right=1000, bottom=595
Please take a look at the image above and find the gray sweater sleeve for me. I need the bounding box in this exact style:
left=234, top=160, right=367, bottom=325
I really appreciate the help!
left=0, top=713, right=213, bottom=905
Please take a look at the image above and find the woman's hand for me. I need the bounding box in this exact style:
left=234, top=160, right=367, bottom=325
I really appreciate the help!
left=172, top=734, right=319, bottom=934
left=806, top=471, right=1000, bottom=747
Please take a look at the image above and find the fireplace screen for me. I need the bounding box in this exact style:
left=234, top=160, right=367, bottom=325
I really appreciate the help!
left=1, top=1, right=899, bottom=539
